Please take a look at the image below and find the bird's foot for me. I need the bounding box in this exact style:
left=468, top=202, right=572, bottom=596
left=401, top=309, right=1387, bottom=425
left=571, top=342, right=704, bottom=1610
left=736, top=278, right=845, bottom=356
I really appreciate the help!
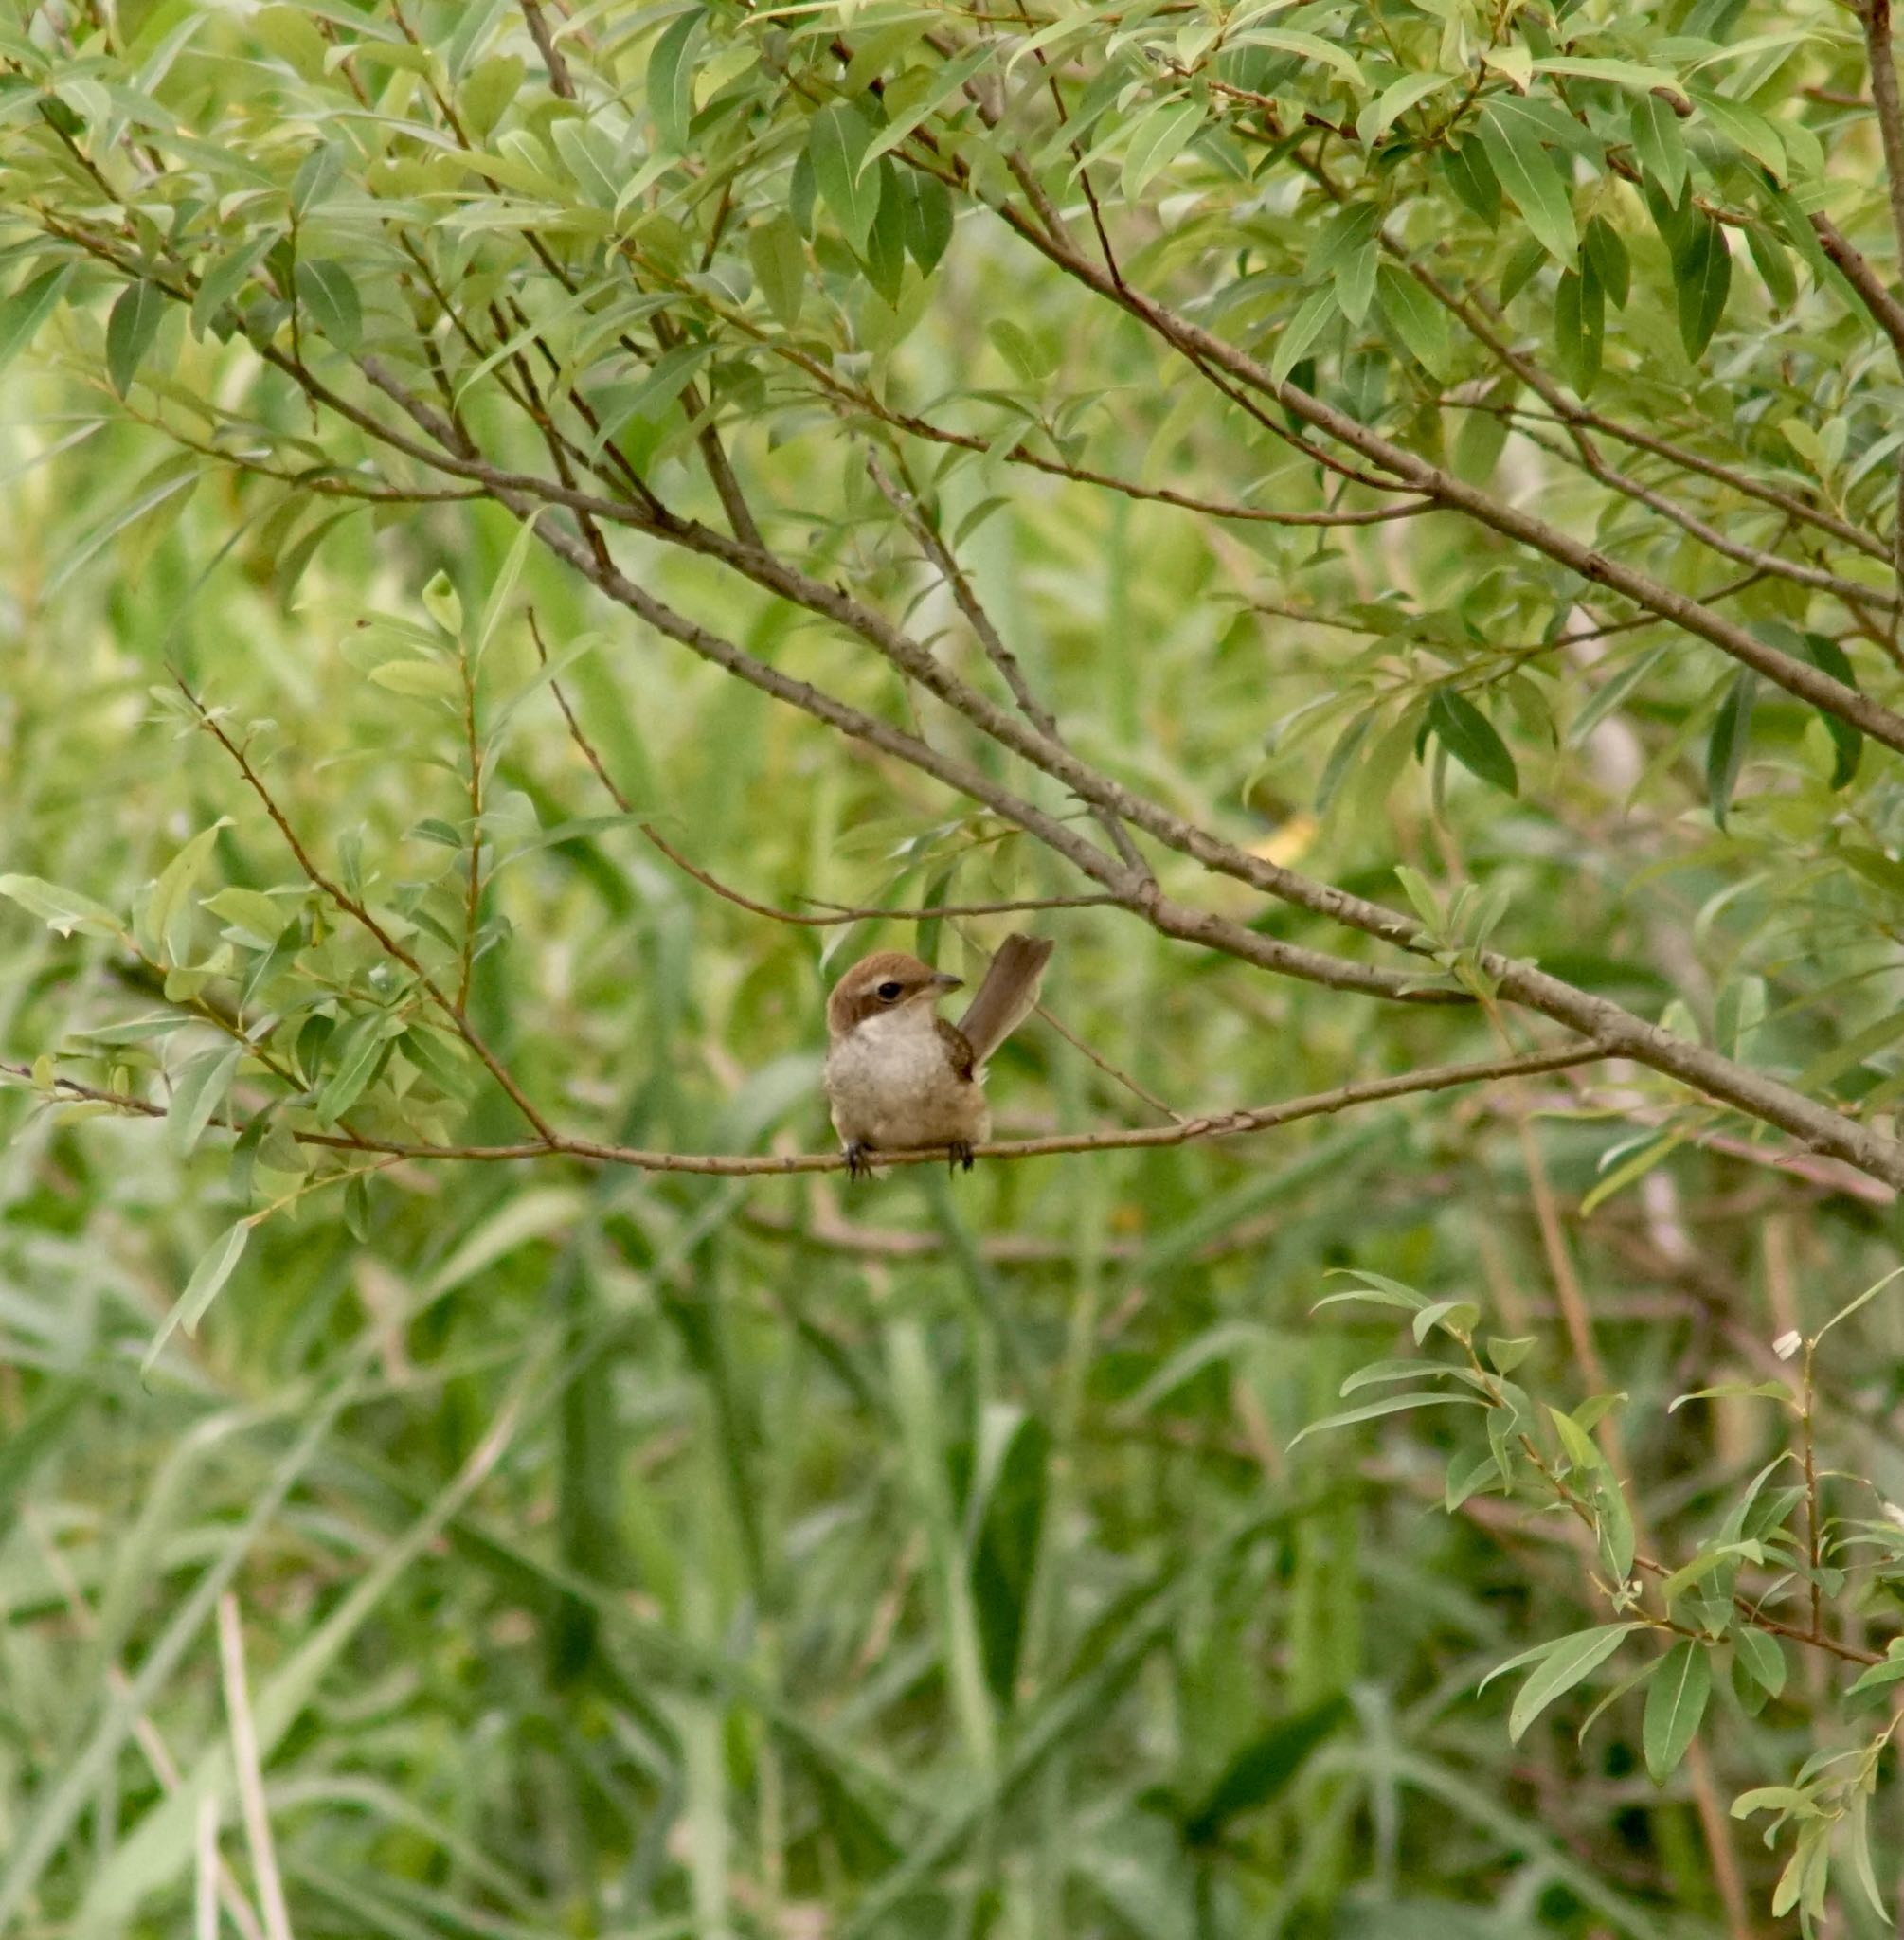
left=842, top=1141, right=874, bottom=1181
left=946, top=1140, right=975, bottom=1175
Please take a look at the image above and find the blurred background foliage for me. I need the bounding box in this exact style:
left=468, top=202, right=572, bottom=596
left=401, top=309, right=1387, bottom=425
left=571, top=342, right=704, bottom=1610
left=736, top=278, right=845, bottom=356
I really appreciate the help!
left=5, top=0, right=1904, bottom=1933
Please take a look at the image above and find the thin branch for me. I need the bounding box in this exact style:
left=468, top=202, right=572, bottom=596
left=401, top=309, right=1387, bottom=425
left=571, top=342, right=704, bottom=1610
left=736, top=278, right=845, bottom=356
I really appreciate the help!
left=529, top=609, right=1124, bottom=927
left=970, top=186, right=1904, bottom=759
left=868, top=452, right=1152, bottom=881
left=518, top=0, right=575, bottom=99
left=178, top=686, right=557, bottom=1144
left=5, top=1045, right=1608, bottom=1175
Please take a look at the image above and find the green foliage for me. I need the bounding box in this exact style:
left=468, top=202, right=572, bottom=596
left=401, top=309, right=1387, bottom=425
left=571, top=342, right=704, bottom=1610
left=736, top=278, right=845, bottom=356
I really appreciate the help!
left=5, top=0, right=1904, bottom=1931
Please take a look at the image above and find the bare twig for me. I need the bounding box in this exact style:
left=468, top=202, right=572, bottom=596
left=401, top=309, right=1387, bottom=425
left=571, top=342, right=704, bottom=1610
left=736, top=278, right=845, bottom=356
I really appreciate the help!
left=4, top=1046, right=1608, bottom=1176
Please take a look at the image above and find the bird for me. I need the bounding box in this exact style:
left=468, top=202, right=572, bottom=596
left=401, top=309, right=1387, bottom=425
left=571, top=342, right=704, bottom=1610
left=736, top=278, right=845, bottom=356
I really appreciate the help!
left=823, top=933, right=1054, bottom=1177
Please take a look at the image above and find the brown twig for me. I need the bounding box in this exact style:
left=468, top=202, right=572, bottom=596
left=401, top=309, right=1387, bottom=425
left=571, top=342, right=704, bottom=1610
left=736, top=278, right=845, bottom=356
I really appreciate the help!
left=178, top=685, right=557, bottom=1145
left=3, top=1044, right=1608, bottom=1176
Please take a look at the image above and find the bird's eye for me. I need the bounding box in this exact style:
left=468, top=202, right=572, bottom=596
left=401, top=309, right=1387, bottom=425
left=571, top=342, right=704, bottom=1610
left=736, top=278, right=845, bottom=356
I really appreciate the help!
left=875, top=979, right=904, bottom=1001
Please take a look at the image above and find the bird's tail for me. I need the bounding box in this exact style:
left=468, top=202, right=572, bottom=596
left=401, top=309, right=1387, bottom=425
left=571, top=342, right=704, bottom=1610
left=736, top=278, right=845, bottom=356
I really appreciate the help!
left=957, top=934, right=1054, bottom=1067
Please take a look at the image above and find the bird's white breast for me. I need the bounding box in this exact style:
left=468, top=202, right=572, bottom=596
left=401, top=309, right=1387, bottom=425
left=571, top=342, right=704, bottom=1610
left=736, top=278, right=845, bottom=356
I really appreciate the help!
left=824, top=1007, right=989, bottom=1152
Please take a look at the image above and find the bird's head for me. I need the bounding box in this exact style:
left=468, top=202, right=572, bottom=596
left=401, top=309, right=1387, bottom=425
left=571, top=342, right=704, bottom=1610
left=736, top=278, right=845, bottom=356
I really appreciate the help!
left=827, top=950, right=962, bottom=1040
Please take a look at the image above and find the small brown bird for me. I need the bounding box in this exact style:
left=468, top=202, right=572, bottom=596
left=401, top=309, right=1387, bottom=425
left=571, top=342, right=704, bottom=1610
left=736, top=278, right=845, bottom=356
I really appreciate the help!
left=824, top=934, right=1054, bottom=1177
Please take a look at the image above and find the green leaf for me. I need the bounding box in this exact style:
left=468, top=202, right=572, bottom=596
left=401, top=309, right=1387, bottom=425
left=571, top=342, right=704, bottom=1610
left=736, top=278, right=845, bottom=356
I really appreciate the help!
left=1286, top=1392, right=1483, bottom=1447
left=142, top=1219, right=250, bottom=1374
left=588, top=341, right=715, bottom=455
left=296, top=260, right=362, bottom=351
left=1120, top=99, right=1204, bottom=203
left=1182, top=1696, right=1351, bottom=1844
left=1440, top=139, right=1500, bottom=225
left=1428, top=689, right=1518, bottom=795
left=106, top=279, right=167, bottom=398
left=1583, top=214, right=1630, bottom=308
left=1675, top=216, right=1732, bottom=361
left=1478, top=102, right=1576, bottom=262
left=1732, top=1626, right=1786, bottom=1701
left=1629, top=94, right=1689, bottom=204
left=422, top=569, right=463, bottom=636
left=1546, top=1404, right=1604, bottom=1474
left=1705, top=668, right=1755, bottom=828
left=1845, top=1644, right=1904, bottom=1701
left=1499, top=235, right=1547, bottom=307
left=748, top=214, right=806, bottom=326
left=1747, top=223, right=1797, bottom=310
left=1486, top=1335, right=1536, bottom=1374
left=1270, top=286, right=1338, bottom=387
left=863, top=157, right=907, bottom=306
left=1375, top=264, right=1452, bottom=381
left=1489, top=1624, right=1641, bottom=1741
left=473, top=512, right=543, bottom=671
left=1553, top=265, right=1603, bottom=395
left=1411, top=1299, right=1479, bottom=1344
left=1642, top=1641, right=1710, bottom=1782
left=1689, top=85, right=1786, bottom=179
left=1590, top=1466, right=1635, bottom=1582
left=168, top=1040, right=243, bottom=1158
left=896, top=170, right=955, bottom=275
left=0, top=873, right=123, bottom=939
left=648, top=8, right=703, bottom=152
left=1356, top=71, right=1454, bottom=146
left=0, top=265, right=74, bottom=378
left=808, top=100, right=883, bottom=251
left=317, top=1013, right=400, bottom=1124
left=141, top=821, right=228, bottom=967
left=1336, top=242, right=1377, bottom=328
left=1799, top=631, right=1862, bottom=787
left=289, top=141, right=343, bottom=218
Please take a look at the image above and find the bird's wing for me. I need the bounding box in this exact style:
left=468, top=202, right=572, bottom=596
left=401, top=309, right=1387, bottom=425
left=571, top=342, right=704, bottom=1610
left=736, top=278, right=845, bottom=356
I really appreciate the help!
left=935, top=1015, right=977, bottom=1081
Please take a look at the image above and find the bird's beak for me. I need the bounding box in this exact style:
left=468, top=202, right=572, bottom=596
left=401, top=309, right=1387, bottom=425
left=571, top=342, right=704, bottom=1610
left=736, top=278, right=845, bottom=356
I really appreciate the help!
left=932, top=971, right=963, bottom=992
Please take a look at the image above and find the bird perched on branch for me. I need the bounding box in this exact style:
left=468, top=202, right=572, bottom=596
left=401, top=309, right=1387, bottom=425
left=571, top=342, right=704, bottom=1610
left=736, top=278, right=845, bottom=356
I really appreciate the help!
left=824, top=934, right=1053, bottom=1177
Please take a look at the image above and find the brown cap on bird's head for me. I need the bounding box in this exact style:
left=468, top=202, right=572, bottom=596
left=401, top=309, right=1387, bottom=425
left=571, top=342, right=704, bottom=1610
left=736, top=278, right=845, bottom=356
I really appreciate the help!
left=827, top=950, right=961, bottom=1039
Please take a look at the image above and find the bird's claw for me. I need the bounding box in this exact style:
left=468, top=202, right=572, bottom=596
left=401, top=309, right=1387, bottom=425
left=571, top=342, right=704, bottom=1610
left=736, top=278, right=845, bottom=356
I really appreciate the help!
left=843, top=1141, right=873, bottom=1181
left=946, top=1141, right=975, bottom=1175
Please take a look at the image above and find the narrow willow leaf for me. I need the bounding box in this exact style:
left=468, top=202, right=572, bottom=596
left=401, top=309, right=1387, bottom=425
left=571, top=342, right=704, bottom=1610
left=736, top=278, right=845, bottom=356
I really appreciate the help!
left=142, top=1220, right=251, bottom=1374
left=1732, top=1626, right=1786, bottom=1700
left=1629, top=94, right=1689, bottom=203
left=1676, top=216, right=1733, bottom=361
left=106, top=279, right=167, bottom=397
left=1375, top=263, right=1450, bottom=379
left=0, top=873, right=123, bottom=938
left=1121, top=99, right=1204, bottom=203
left=896, top=170, right=955, bottom=275
left=1747, top=223, right=1797, bottom=309
left=647, top=8, right=703, bottom=152
left=1478, top=103, right=1576, bottom=261
left=1503, top=1625, right=1640, bottom=1740
left=1799, top=630, right=1862, bottom=787
left=1285, top=1392, right=1482, bottom=1447
left=0, top=265, right=73, bottom=376
left=1428, top=689, right=1518, bottom=795
left=1642, top=1641, right=1710, bottom=1782
left=296, top=260, right=362, bottom=351
left=168, top=1041, right=243, bottom=1158
left=1270, top=287, right=1337, bottom=387
left=808, top=100, right=882, bottom=251
left=1584, top=213, right=1630, bottom=308
left=748, top=214, right=806, bottom=326
left=1705, top=668, right=1756, bottom=828
left=1356, top=71, right=1454, bottom=145
left=1440, top=139, right=1500, bottom=225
